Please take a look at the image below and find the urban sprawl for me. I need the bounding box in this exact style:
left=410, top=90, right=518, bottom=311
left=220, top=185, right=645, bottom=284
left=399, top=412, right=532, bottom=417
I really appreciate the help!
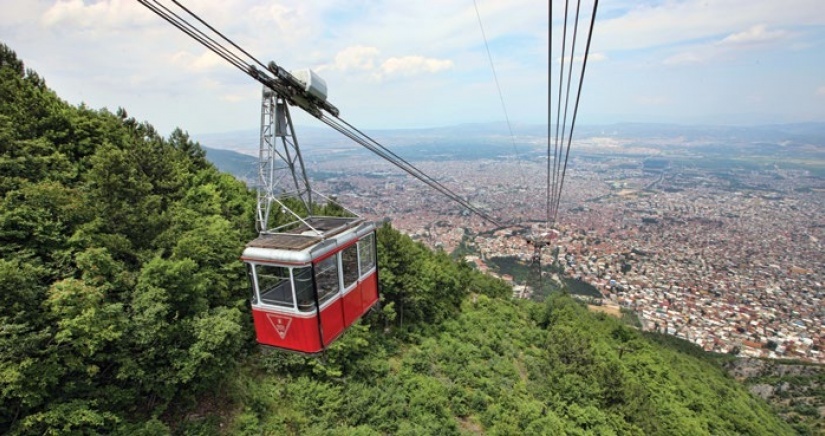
left=313, top=148, right=824, bottom=364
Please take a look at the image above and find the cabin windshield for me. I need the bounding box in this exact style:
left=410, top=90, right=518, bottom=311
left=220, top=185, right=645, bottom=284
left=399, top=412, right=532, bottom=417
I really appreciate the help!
left=315, top=255, right=340, bottom=304
left=255, top=264, right=294, bottom=308
left=246, top=264, right=258, bottom=304
left=358, top=233, right=376, bottom=275
left=294, top=266, right=315, bottom=312
left=341, top=244, right=359, bottom=289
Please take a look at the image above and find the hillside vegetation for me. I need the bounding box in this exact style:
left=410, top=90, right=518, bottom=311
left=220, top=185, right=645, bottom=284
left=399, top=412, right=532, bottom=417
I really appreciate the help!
left=0, top=43, right=256, bottom=433
left=0, top=44, right=794, bottom=435
left=219, top=292, right=793, bottom=435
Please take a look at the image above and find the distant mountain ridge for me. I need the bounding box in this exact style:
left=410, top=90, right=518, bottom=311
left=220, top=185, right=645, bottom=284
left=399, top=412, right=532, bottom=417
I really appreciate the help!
left=200, top=121, right=825, bottom=182
left=202, top=146, right=256, bottom=183
left=196, top=121, right=825, bottom=148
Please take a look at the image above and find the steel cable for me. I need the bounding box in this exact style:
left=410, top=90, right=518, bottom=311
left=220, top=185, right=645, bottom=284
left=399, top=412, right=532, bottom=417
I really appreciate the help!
left=136, top=0, right=542, bottom=230
left=472, top=0, right=528, bottom=191
left=552, top=0, right=599, bottom=225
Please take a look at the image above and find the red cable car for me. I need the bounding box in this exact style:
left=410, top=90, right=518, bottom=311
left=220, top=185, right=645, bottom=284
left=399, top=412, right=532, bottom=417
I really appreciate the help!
left=242, top=216, right=379, bottom=354
left=237, top=75, right=382, bottom=353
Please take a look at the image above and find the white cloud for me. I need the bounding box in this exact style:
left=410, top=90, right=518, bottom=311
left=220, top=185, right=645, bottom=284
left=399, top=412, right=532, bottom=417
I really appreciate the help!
left=322, top=46, right=453, bottom=80
left=334, top=0, right=545, bottom=57
left=595, top=0, right=823, bottom=52
left=662, top=24, right=788, bottom=67
left=169, top=51, right=225, bottom=73
left=379, top=56, right=454, bottom=77
left=248, top=2, right=314, bottom=44
left=586, top=53, right=607, bottom=63
left=41, top=0, right=150, bottom=30
left=3, top=0, right=822, bottom=133
left=0, top=2, right=46, bottom=26
left=221, top=92, right=251, bottom=103
left=332, top=46, right=380, bottom=72
left=718, top=25, right=786, bottom=46
left=663, top=52, right=703, bottom=66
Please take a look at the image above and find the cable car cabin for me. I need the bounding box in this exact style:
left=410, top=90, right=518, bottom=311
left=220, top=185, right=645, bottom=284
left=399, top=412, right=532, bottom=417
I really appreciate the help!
left=242, top=217, right=379, bottom=354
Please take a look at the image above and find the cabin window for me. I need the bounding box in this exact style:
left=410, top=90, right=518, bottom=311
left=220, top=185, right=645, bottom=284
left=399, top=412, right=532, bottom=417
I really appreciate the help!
left=358, top=233, right=376, bottom=276
left=315, top=255, right=340, bottom=304
left=341, top=244, right=359, bottom=289
left=247, top=263, right=258, bottom=305
left=256, top=264, right=294, bottom=308
left=294, top=266, right=315, bottom=312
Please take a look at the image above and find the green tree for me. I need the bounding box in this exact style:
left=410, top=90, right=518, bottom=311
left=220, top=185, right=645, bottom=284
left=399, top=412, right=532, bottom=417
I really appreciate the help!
left=1, top=44, right=253, bottom=433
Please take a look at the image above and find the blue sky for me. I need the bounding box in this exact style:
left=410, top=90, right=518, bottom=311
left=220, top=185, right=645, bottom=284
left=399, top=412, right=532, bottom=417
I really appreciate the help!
left=1, top=0, right=823, bottom=136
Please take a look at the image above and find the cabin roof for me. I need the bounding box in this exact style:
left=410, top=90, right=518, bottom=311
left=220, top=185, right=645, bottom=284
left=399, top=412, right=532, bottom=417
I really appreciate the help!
left=246, top=216, right=364, bottom=251
left=248, top=233, right=321, bottom=250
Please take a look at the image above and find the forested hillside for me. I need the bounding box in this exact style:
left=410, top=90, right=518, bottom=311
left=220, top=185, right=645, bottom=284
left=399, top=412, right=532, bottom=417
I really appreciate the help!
left=0, top=43, right=257, bottom=433
left=0, top=44, right=795, bottom=435
left=222, top=292, right=795, bottom=435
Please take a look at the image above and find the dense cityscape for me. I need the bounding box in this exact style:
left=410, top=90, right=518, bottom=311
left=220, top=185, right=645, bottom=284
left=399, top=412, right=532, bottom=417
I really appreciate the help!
left=312, top=144, right=825, bottom=364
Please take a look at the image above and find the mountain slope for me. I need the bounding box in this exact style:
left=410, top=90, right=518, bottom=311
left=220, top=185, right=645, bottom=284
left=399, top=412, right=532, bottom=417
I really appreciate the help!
left=202, top=146, right=256, bottom=184
left=0, top=43, right=257, bottom=434
left=220, top=277, right=793, bottom=435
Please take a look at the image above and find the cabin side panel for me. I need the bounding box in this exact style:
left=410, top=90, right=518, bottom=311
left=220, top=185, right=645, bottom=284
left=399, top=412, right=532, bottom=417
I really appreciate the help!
left=252, top=308, right=322, bottom=353
left=319, top=299, right=346, bottom=346
left=341, top=285, right=363, bottom=326
left=360, top=271, right=379, bottom=315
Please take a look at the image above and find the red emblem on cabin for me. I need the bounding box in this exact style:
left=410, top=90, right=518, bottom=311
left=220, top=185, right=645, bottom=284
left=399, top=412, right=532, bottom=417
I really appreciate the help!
left=267, top=314, right=292, bottom=339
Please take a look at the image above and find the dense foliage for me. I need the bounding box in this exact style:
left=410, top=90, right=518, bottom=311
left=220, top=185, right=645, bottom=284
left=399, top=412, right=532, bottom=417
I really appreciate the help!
left=0, top=43, right=256, bottom=433
left=225, top=293, right=793, bottom=435
left=1, top=44, right=794, bottom=434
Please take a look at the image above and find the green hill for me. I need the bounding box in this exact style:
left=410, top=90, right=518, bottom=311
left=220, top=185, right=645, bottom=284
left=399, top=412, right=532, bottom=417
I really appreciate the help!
left=202, top=146, right=256, bottom=184
left=0, top=43, right=795, bottom=435
left=215, top=281, right=793, bottom=435
left=0, top=42, right=257, bottom=434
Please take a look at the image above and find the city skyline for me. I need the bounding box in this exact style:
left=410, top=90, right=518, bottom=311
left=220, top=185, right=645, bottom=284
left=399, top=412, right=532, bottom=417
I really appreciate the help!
left=1, top=0, right=824, bottom=136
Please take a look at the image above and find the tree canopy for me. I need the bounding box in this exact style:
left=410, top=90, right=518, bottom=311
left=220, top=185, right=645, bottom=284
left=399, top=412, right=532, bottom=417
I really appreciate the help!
left=0, top=43, right=256, bottom=434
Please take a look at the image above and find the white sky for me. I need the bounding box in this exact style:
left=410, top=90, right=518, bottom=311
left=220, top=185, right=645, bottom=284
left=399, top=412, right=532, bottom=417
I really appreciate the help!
left=1, top=0, right=824, bottom=136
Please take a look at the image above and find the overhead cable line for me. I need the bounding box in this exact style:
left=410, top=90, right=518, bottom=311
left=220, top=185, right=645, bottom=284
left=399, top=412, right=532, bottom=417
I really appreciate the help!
left=545, top=0, right=554, bottom=230
left=138, top=0, right=251, bottom=75
left=472, top=0, right=528, bottom=191
left=553, top=0, right=599, bottom=225
left=554, top=0, right=583, bottom=224
left=549, top=0, right=570, bottom=227
left=545, top=0, right=599, bottom=227
left=137, top=0, right=505, bottom=229
left=321, top=114, right=505, bottom=228
left=169, top=0, right=269, bottom=71
left=533, top=0, right=598, bottom=293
